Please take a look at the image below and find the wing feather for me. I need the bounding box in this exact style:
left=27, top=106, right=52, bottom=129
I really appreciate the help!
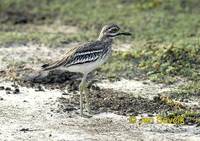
left=41, top=45, right=79, bottom=71
left=41, top=41, right=106, bottom=71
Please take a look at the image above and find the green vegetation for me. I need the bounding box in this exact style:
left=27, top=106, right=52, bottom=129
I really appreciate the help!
left=0, top=0, right=199, bottom=83
left=178, top=81, right=200, bottom=95
left=158, top=111, right=200, bottom=125
left=98, top=40, right=200, bottom=83
left=170, top=81, right=200, bottom=99
left=97, top=51, right=140, bottom=81
left=0, top=0, right=200, bottom=43
left=0, top=25, right=94, bottom=47
left=134, top=40, right=200, bottom=83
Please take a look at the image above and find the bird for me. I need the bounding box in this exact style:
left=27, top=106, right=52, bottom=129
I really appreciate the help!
left=41, top=24, right=131, bottom=117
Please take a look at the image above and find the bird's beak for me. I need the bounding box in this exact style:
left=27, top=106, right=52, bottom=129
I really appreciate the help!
left=115, top=32, right=132, bottom=36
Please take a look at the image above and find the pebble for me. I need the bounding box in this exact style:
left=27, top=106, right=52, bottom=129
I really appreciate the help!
left=35, top=85, right=45, bottom=92
left=19, top=128, right=30, bottom=132
left=13, top=88, right=20, bottom=94
left=91, top=85, right=100, bottom=91
left=63, top=104, right=76, bottom=112
left=62, top=92, right=69, bottom=95
left=6, top=91, right=11, bottom=94
left=5, top=87, right=12, bottom=91
left=11, top=84, right=19, bottom=88
left=142, top=81, right=149, bottom=85
left=0, top=86, right=5, bottom=90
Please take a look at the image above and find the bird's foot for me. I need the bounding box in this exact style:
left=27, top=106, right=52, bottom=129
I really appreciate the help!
left=78, top=108, right=92, bottom=118
left=80, top=112, right=93, bottom=118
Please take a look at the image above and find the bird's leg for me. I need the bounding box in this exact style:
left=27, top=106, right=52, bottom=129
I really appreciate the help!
left=81, top=74, right=91, bottom=114
left=84, top=85, right=91, bottom=114
left=79, top=73, right=92, bottom=117
left=79, top=86, right=84, bottom=116
left=79, top=74, right=87, bottom=117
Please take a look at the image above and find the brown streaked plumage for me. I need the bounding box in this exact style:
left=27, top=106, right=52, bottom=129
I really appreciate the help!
left=41, top=24, right=131, bottom=117
left=41, top=45, right=81, bottom=70
left=42, top=40, right=112, bottom=72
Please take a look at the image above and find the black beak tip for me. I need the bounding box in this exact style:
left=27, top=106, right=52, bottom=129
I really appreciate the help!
left=125, top=32, right=132, bottom=36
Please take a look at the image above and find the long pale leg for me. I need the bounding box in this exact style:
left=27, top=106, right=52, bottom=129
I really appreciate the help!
left=79, top=74, right=87, bottom=116
left=84, top=85, right=91, bottom=114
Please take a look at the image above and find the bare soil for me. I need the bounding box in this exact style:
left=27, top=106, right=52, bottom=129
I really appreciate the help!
left=0, top=81, right=200, bottom=141
left=0, top=44, right=200, bottom=141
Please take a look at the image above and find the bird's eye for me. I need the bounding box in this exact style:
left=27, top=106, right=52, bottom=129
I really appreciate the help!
left=109, top=28, right=119, bottom=33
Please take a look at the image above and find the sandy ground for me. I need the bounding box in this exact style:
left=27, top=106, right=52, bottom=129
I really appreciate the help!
left=97, top=79, right=174, bottom=99
left=0, top=44, right=200, bottom=141
left=0, top=81, right=200, bottom=141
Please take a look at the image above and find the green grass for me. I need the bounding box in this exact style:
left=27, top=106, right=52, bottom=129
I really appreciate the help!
left=135, top=40, right=200, bottom=82
left=98, top=39, right=200, bottom=83
left=0, top=0, right=200, bottom=43
left=0, top=27, right=95, bottom=47
left=97, top=51, right=141, bottom=81
left=170, top=81, right=200, bottom=99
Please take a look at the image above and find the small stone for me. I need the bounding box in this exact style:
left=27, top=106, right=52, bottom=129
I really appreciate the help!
left=91, top=85, right=100, bottom=91
left=147, top=113, right=154, bottom=117
left=6, top=91, right=11, bottom=94
left=142, top=81, right=149, bottom=85
left=62, top=92, right=69, bottom=95
left=196, top=123, right=200, bottom=127
left=13, top=88, right=20, bottom=94
left=5, top=87, right=11, bottom=91
left=19, top=128, right=29, bottom=132
left=0, top=86, right=5, bottom=90
left=0, top=97, right=3, bottom=100
left=11, top=84, right=18, bottom=88
left=35, top=85, right=45, bottom=92
left=63, top=104, right=76, bottom=112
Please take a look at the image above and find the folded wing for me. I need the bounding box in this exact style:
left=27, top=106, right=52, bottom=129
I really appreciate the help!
left=41, top=41, right=107, bottom=71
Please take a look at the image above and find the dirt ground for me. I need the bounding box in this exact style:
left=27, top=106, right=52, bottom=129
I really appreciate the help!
left=1, top=80, right=200, bottom=141
left=0, top=44, right=200, bottom=141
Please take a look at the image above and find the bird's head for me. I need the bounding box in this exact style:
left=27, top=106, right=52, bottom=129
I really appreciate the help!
left=98, top=24, right=131, bottom=40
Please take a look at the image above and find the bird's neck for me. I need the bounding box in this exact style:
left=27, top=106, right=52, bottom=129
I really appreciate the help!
left=97, top=36, right=113, bottom=44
